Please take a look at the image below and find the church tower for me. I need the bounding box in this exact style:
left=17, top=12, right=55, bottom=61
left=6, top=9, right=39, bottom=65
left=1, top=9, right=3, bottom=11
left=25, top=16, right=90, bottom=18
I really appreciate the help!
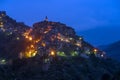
left=44, top=16, right=48, bottom=22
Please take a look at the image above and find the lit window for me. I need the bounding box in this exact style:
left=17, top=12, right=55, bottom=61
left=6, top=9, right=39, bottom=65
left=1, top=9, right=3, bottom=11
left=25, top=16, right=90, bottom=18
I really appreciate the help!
left=31, top=51, right=37, bottom=57
left=57, top=52, right=66, bottom=56
left=16, top=37, right=20, bottom=40
left=94, top=49, right=98, bottom=52
left=0, top=59, right=6, bottom=65
left=42, top=42, right=46, bottom=47
left=30, top=45, right=34, bottom=48
left=93, top=49, right=98, bottom=54
left=0, top=22, right=3, bottom=27
left=0, top=22, right=3, bottom=25
left=29, top=37, right=32, bottom=41
left=69, top=38, right=73, bottom=40
left=66, top=39, right=69, bottom=42
left=50, top=51, right=55, bottom=56
left=71, top=51, right=78, bottom=56
left=0, top=25, right=3, bottom=28
left=101, top=54, right=104, bottom=57
left=76, top=43, right=82, bottom=47
left=61, top=38, right=64, bottom=41
left=79, top=37, right=82, bottom=40
left=1, top=14, right=5, bottom=16
left=25, top=36, right=28, bottom=38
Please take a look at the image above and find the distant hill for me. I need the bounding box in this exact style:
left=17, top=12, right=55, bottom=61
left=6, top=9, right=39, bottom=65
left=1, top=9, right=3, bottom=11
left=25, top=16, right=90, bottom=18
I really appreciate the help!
left=99, top=40, right=120, bottom=61
left=77, top=26, right=120, bottom=46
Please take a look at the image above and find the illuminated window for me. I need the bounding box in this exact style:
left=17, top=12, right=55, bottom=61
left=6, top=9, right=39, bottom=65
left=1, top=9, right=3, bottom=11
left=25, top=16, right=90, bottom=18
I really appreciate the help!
left=1, top=14, right=5, bottom=16
left=101, top=54, right=104, bottom=57
left=79, top=37, right=82, bottom=40
left=93, top=49, right=98, bottom=54
left=69, top=38, right=73, bottom=40
left=0, top=25, right=3, bottom=28
left=0, top=22, right=3, bottom=27
left=16, top=37, right=20, bottom=40
left=41, top=42, right=46, bottom=47
left=65, top=39, right=69, bottom=42
left=50, top=50, right=55, bottom=56
left=0, top=22, right=3, bottom=24
left=71, top=51, right=78, bottom=56
left=30, top=45, right=34, bottom=48
left=76, top=43, right=82, bottom=47
left=0, top=59, right=6, bottom=65
left=57, top=52, right=66, bottom=56
left=29, top=37, right=32, bottom=41
left=94, top=49, right=98, bottom=52
left=24, top=50, right=37, bottom=58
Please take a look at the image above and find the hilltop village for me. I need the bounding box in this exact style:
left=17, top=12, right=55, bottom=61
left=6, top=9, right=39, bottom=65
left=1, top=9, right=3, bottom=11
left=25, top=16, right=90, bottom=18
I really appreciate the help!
left=0, top=11, right=120, bottom=80
left=0, top=11, right=106, bottom=65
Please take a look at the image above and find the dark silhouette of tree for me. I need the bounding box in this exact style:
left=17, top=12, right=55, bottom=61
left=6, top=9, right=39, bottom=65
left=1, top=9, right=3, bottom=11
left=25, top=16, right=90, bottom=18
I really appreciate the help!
left=101, top=73, right=112, bottom=80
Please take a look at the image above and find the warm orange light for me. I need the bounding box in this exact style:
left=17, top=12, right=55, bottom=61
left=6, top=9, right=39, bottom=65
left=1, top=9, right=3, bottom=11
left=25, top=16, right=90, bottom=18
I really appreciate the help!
left=35, top=40, right=38, bottom=43
left=94, top=49, right=98, bottom=52
left=25, top=36, right=28, bottom=38
left=23, top=49, right=37, bottom=58
left=20, top=28, right=39, bottom=58
left=29, top=37, right=32, bottom=41
left=50, top=51, right=55, bottom=56
left=30, top=45, right=34, bottom=48
left=29, top=51, right=32, bottom=54
left=42, top=42, right=46, bottom=47
left=76, top=43, right=80, bottom=46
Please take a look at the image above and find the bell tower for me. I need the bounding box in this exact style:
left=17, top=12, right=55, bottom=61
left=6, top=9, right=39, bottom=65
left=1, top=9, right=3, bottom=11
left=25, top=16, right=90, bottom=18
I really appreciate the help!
left=44, top=16, right=48, bottom=22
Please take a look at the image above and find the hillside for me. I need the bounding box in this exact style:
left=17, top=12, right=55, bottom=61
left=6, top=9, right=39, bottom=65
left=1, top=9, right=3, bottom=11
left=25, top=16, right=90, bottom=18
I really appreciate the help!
left=0, top=12, right=103, bottom=60
left=99, top=41, right=120, bottom=62
left=0, top=56, right=120, bottom=80
left=0, top=11, right=120, bottom=80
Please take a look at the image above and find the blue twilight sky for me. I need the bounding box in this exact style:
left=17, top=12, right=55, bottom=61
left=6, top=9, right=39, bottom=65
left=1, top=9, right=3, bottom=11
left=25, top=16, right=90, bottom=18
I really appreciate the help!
left=0, top=0, right=120, bottom=46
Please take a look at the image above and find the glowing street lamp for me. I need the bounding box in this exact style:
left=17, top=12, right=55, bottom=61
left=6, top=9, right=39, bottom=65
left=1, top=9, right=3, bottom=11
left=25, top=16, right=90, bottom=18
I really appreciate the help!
left=94, top=49, right=98, bottom=52
left=29, top=37, right=32, bottom=41
left=93, top=48, right=98, bottom=54
left=50, top=51, right=55, bottom=56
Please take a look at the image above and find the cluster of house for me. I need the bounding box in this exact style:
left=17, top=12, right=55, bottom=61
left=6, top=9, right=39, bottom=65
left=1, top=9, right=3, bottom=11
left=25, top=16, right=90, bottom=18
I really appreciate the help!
left=0, top=12, right=106, bottom=66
